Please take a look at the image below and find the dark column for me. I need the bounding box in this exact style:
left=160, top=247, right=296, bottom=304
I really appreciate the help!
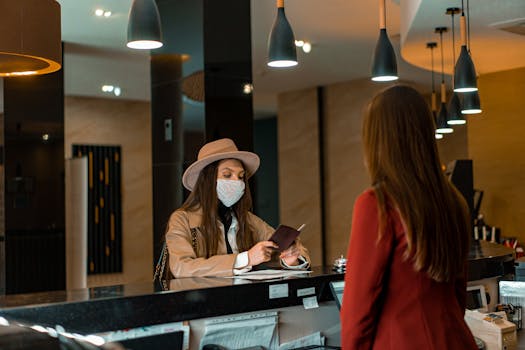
left=151, top=54, right=184, bottom=267
left=3, top=67, right=65, bottom=294
left=203, top=0, right=254, bottom=151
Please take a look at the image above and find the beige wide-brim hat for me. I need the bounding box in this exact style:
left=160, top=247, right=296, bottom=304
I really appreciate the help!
left=182, top=138, right=260, bottom=191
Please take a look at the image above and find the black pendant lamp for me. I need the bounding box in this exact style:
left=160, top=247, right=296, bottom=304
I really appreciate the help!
left=267, top=0, right=298, bottom=68
left=462, top=90, right=482, bottom=114
left=454, top=0, right=477, bottom=92
left=371, top=0, right=398, bottom=81
left=446, top=8, right=466, bottom=125
left=461, top=0, right=482, bottom=114
left=435, top=27, right=453, bottom=134
left=127, top=0, right=163, bottom=50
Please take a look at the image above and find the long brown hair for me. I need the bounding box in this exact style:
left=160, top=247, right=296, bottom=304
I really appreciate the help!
left=181, top=159, right=257, bottom=257
left=362, top=85, right=470, bottom=282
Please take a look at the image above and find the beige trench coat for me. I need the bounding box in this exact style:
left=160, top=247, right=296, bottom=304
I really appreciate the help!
left=165, top=208, right=309, bottom=277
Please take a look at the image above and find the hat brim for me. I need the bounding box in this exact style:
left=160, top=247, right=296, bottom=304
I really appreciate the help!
left=182, top=151, right=260, bottom=191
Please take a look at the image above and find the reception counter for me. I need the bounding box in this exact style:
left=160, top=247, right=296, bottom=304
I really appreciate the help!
left=0, top=241, right=516, bottom=349
left=0, top=267, right=344, bottom=349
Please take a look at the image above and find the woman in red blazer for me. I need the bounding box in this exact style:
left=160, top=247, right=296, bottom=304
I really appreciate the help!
left=341, top=86, right=478, bottom=350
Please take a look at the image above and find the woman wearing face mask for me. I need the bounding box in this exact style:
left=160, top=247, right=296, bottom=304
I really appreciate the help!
left=165, top=138, right=310, bottom=278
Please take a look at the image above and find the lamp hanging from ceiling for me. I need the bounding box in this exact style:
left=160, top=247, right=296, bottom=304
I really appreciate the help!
left=371, top=0, right=398, bottom=81
left=454, top=0, right=477, bottom=92
left=267, top=0, right=298, bottom=68
left=426, top=42, right=442, bottom=139
left=446, top=7, right=466, bottom=125
left=0, top=0, right=61, bottom=77
left=435, top=27, right=453, bottom=134
left=461, top=0, right=482, bottom=114
left=127, top=0, right=163, bottom=50
left=462, top=91, right=482, bottom=114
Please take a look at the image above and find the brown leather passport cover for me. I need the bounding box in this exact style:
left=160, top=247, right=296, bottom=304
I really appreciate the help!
left=269, top=225, right=300, bottom=252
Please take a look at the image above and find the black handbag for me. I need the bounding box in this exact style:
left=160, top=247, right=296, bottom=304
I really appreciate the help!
left=153, top=228, right=198, bottom=288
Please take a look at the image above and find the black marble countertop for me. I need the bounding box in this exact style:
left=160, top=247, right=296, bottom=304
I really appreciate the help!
left=0, top=266, right=343, bottom=334
left=467, top=240, right=515, bottom=281
left=0, top=242, right=514, bottom=335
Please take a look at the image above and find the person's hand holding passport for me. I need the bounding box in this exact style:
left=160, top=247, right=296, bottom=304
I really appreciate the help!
left=269, top=224, right=305, bottom=252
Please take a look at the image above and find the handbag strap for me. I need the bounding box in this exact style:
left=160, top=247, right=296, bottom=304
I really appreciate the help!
left=153, top=228, right=199, bottom=282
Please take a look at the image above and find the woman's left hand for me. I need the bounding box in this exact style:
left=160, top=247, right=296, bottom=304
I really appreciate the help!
left=280, top=243, right=301, bottom=266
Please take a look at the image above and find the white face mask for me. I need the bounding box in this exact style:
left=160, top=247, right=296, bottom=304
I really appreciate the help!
left=216, top=179, right=245, bottom=208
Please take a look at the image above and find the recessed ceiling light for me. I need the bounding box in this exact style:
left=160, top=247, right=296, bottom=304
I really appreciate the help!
left=102, top=85, right=114, bottom=92
left=42, top=134, right=50, bottom=141
left=294, top=40, right=304, bottom=47
left=95, top=9, right=104, bottom=16
left=114, top=87, right=121, bottom=96
left=302, top=42, right=312, bottom=53
left=242, top=83, right=253, bottom=95
left=103, top=11, right=112, bottom=17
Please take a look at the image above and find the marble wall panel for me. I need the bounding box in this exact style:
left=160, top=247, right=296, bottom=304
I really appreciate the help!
left=65, top=96, right=152, bottom=287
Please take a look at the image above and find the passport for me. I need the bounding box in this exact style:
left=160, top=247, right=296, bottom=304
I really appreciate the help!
left=269, top=225, right=300, bottom=252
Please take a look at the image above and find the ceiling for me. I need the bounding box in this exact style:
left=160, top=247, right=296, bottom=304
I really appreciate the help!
left=4, top=0, right=524, bottom=124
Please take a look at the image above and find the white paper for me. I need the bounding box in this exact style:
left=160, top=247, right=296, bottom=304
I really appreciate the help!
left=229, top=269, right=311, bottom=281
left=302, top=296, right=319, bottom=309
left=278, top=331, right=325, bottom=350
left=200, top=312, right=279, bottom=349
left=269, top=284, right=289, bottom=299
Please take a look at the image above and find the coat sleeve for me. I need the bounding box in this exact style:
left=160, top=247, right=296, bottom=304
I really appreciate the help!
left=247, top=213, right=311, bottom=267
left=341, top=190, right=394, bottom=350
left=166, top=210, right=237, bottom=278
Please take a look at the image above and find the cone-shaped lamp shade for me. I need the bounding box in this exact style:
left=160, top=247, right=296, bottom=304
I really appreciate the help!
left=436, top=103, right=453, bottom=134
left=0, top=0, right=61, bottom=76
left=267, top=7, right=297, bottom=67
left=461, top=90, right=482, bottom=114
left=127, top=0, right=163, bottom=50
left=371, top=29, right=398, bottom=81
left=447, top=93, right=466, bottom=125
left=454, top=45, right=477, bottom=92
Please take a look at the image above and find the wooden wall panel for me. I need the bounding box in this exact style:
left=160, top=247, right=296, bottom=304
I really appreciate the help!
left=468, top=67, right=525, bottom=242
left=65, top=96, right=152, bottom=286
left=277, top=88, right=322, bottom=266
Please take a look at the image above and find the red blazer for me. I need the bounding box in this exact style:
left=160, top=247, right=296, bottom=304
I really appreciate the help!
left=341, top=190, right=477, bottom=350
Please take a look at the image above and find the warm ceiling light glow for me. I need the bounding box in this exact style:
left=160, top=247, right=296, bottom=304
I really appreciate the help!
left=302, top=42, right=312, bottom=53
left=371, top=76, right=398, bottom=82
left=267, top=60, right=298, bottom=68
left=462, top=108, right=482, bottom=115
left=242, top=83, right=253, bottom=95
left=0, top=0, right=61, bottom=77
left=435, top=133, right=444, bottom=139
left=436, top=127, right=454, bottom=134
left=447, top=120, right=466, bottom=125
left=95, top=9, right=104, bottom=16
left=5, top=71, right=38, bottom=76
left=126, top=40, right=163, bottom=50
left=294, top=40, right=304, bottom=47
left=42, top=134, right=49, bottom=141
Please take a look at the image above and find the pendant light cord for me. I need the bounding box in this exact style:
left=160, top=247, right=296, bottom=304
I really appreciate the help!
left=467, top=0, right=471, bottom=52
left=379, top=0, right=386, bottom=29
left=431, top=47, right=435, bottom=92
left=439, top=31, right=445, bottom=85
left=450, top=12, right=456, bottom=89
left=439, top=29, right=446, bottom=103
